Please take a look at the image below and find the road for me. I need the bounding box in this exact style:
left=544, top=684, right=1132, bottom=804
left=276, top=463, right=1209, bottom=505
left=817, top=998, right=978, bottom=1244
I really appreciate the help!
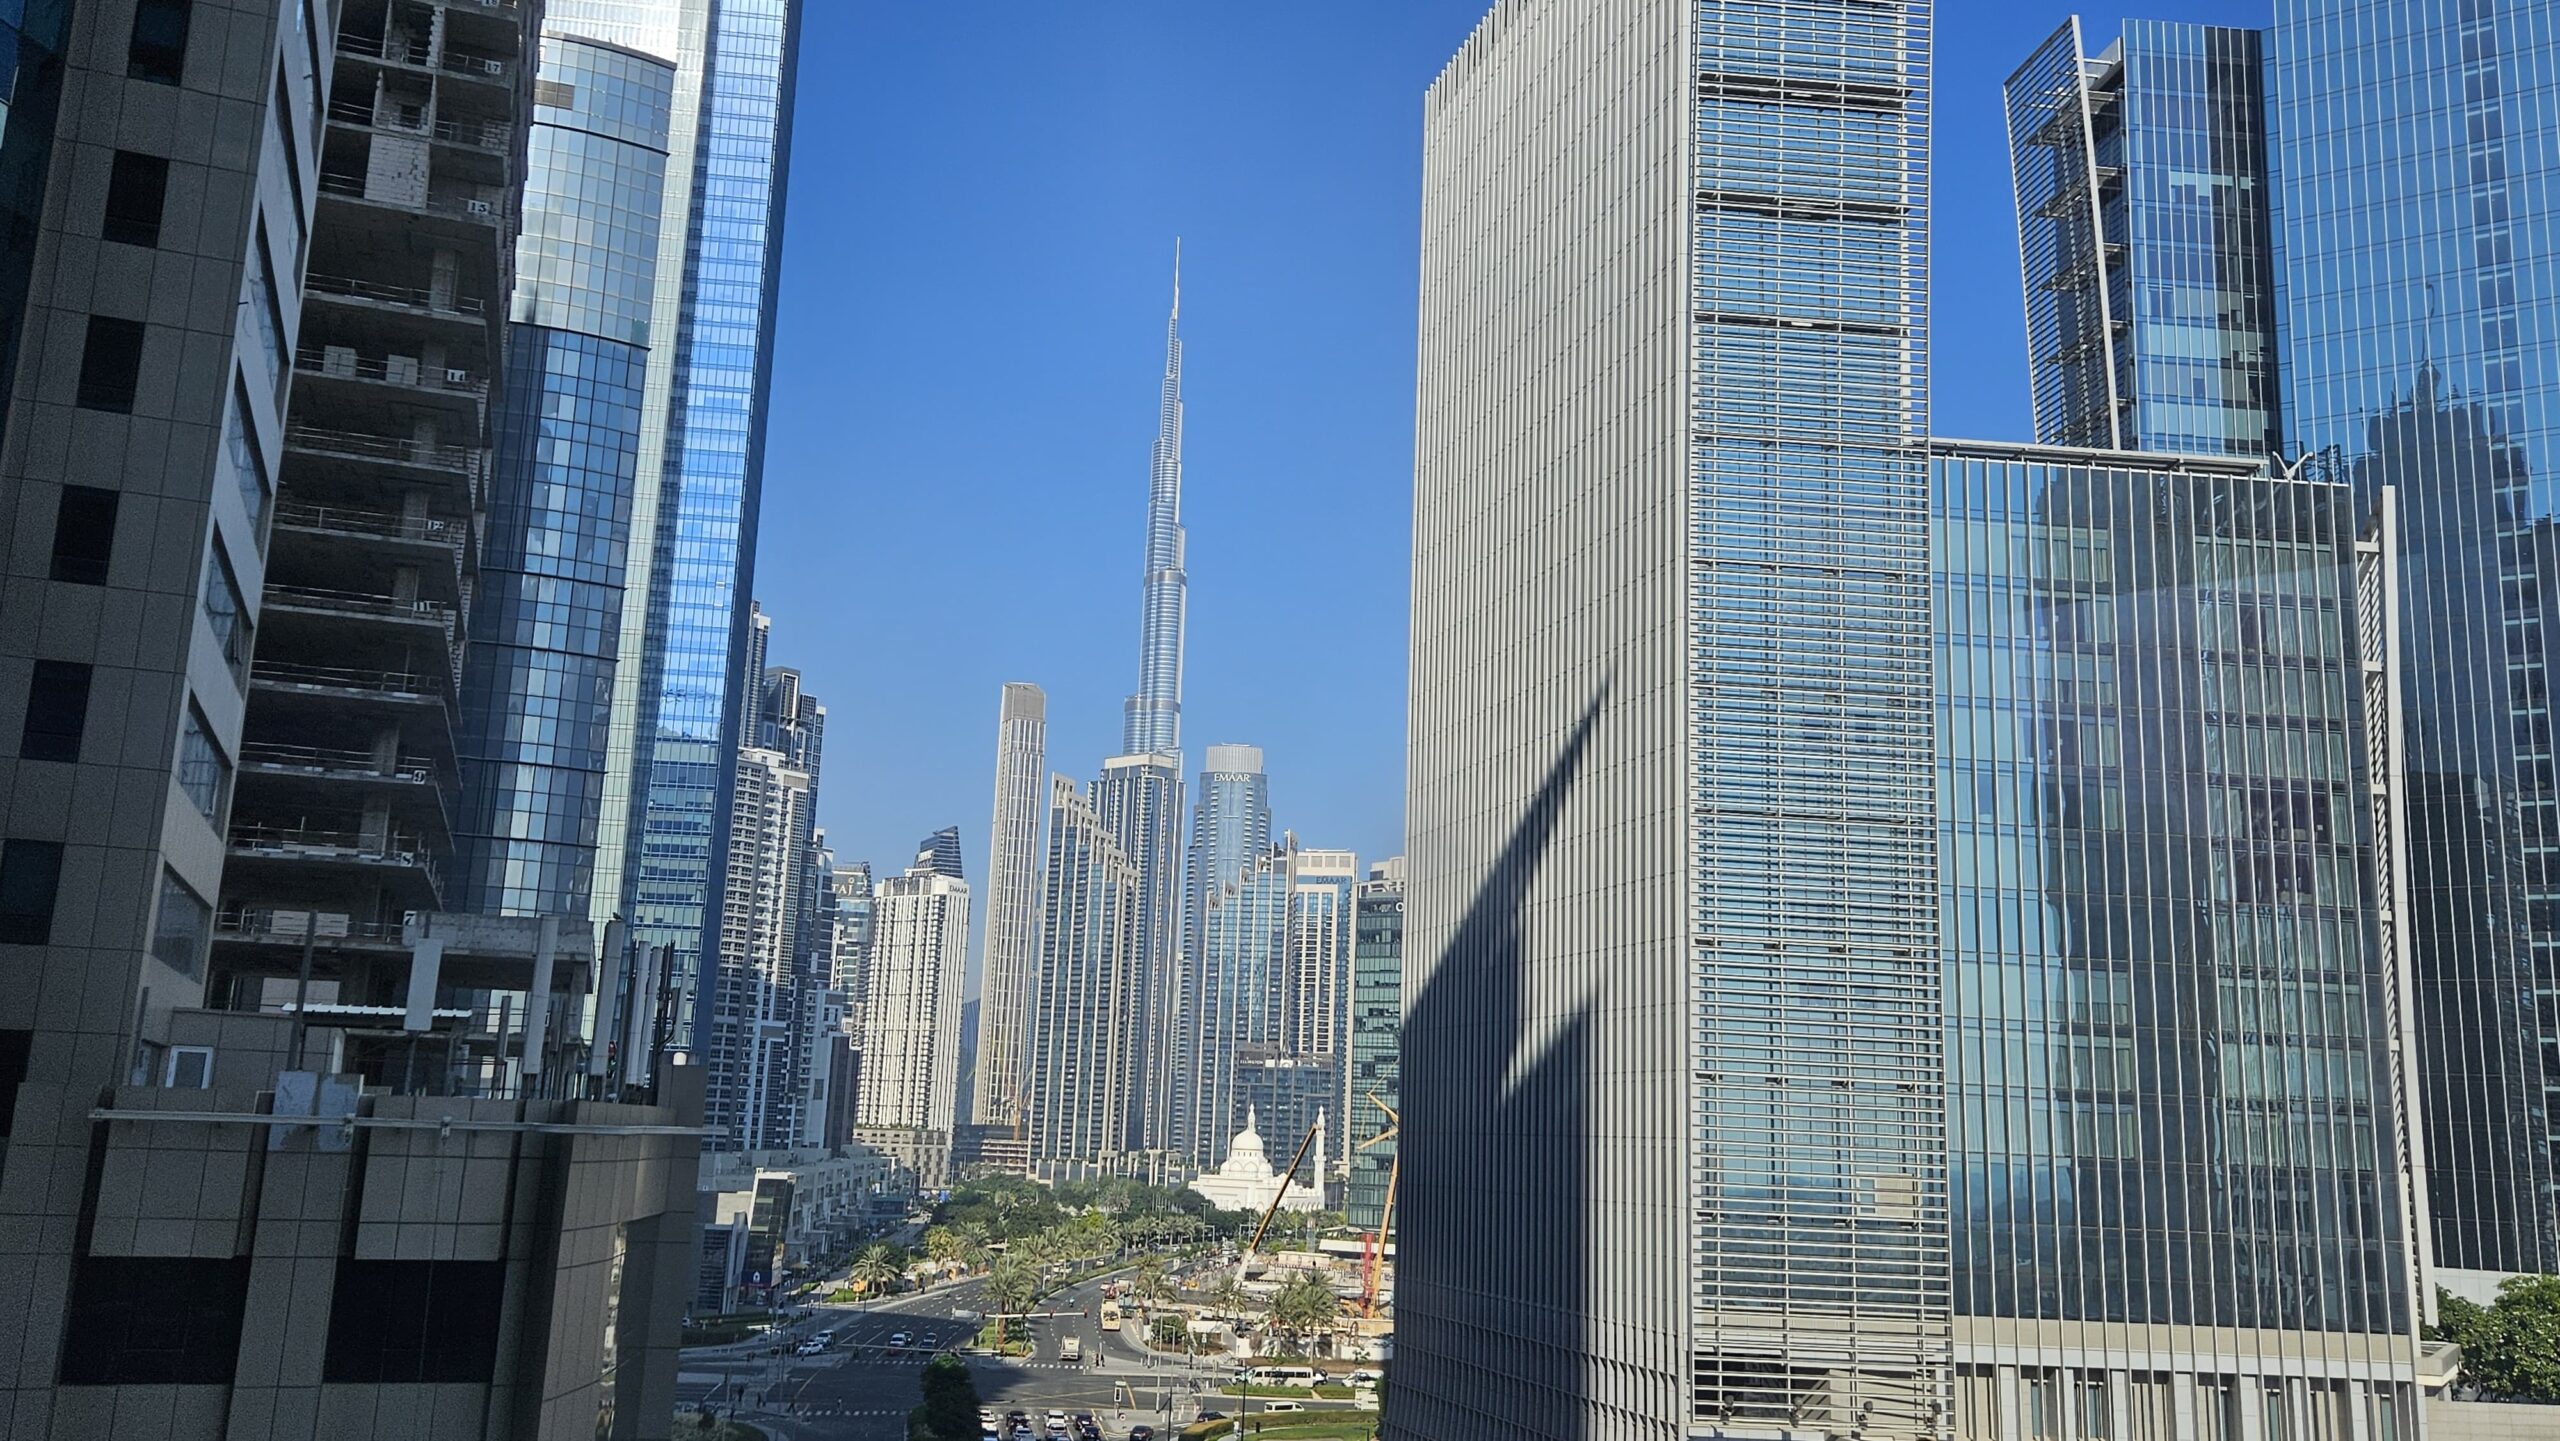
left=676, top=1267, right=1362, bottom=1440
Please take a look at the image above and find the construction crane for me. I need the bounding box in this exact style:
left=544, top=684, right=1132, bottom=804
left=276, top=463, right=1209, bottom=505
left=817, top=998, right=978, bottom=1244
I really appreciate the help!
left=1356, top=1093, right=1398, bottom=1316
left=1236, top=1112, right=1325, bottom=1284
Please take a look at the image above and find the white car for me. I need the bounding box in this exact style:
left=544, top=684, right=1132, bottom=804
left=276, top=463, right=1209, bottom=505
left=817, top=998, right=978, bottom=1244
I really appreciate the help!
left=889, top=1330, right=912, bottom=1347
left=793, top=1338, right=827, bottom=1357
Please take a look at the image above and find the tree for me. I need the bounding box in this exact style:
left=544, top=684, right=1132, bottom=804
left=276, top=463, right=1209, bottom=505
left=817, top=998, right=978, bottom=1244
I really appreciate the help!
left=908, top=1353, right=982, bottom=1441
left=853, top=1243, right=908, bottom=1297
left=2439, top=1277, right=2560, bottom=1401
left=1150, top=1313, right=1190, bottom=1348
left=986, top=1260, right=1040, bottom=1323
left=1207, top=1273, right=1249, bottom=1320
left=1134, top=1258, right=1171, bottom=1303
left=922, top=1225, right=962, bottom=1267
left=1268, top=1274, right=1340, bottom=1355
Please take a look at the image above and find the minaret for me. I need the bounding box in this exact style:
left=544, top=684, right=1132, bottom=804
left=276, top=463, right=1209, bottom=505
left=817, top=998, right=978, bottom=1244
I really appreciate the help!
left=1122, top=243, right=1187, bottom=756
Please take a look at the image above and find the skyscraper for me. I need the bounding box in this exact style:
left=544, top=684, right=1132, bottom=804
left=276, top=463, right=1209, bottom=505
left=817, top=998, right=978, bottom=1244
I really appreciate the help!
left=1173, top=743, right=1273, bottom=1153
left=1030, top=776, right=1143, bottom=1163
left=2011, top=0, right=2560, bottom=1287
left=1934, top=440, right=2423, bottom=1436
left=557, top=0, right=801, bottom=1075
left=1093, top=749, right=1184, bottom=1152
left=2267, top=0, right=2560, bottom=1280
left=1344, top=859, right=1405, bottom=1232
left=0, top=4, right=705, bottom=1432
left=454, top=28, right=676, bottom=918
left=854, top=833, right=969, bottom=1188
left=2005, top=20, right=2281, bottom=457
left=1402, top=0, right=1935, bottom=1434
left=1188, top=844, right=1292, bottom=1168
left=705, top=605, right=822, bottom=1153
left=973, top=683, right=1047, bottom=1130
left=1123, top=249, right=1188, bottom=759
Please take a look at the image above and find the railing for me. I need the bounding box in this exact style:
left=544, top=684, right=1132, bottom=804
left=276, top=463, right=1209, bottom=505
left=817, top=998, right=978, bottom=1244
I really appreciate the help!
left=237, top=739, right=436, bottom=784
left=263, top=584, right=456, bottom=636
left=284, top=424, right=480, bottom=477
left=215, top=907, right=408, bottom=944
left=250, top=660, right=445, bottom=698
left=226, top=822, right=443, bottom=891
left=303, top=272, right=487, bottom=318
left=272, top=501, right=461, bottom=548
left=325, top=98, right=510, bottom=152
left=294, top=345, right=486, bottom=396
left=317, top=172, right=507, bottom=226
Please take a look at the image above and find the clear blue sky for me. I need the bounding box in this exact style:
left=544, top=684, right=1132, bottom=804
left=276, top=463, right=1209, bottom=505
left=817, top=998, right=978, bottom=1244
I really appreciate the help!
left=753, top=1, right=2265, bottom=895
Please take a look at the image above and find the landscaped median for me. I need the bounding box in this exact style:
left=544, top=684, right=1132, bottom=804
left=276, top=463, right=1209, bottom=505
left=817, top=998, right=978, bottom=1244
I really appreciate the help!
left=1179, top=1411, right=1379, bottom=1440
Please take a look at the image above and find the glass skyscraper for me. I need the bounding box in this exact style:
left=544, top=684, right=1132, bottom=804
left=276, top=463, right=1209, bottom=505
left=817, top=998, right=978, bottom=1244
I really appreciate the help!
left=528, top=0, right=801, bottom=1065
left=1029, top=775, right=1142, bottom=1163
left=1403, top=0, right=1935, bottom=1431
left=2006, top=20, right=2282, bottom=457
left=1175, top=743, right=1271, bottom=1157
left=2269, top=0, right=2560, bottom=1278
left=456, top=35, right=675, bottom=918
left=1343, top=861, right=1404, bottom=1232
left=2014, top=0, right=2560, bottom=1283
left=1934, top=440, right=2422, bottom=1437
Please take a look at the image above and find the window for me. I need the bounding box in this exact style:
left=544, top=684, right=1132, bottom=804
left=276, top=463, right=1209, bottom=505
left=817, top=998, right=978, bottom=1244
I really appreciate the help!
left=151, top=869, right=208, bottom=978
left=126, top=0, right=191, bottom=86
left=0, top=840, right=64, bottom=944
left=48, top=485, right=117, bottom=584
left=201, top=543, right=252, bottom=684
left=61, top=1256, right=249, bottom=1384
left=19, top=660, right=92, bottom=762
left=323, top=1260, right=505, bottom=1382
left=75, top=316, right=144, bottom=412
left=177, top=703, right=229, bottom=825
left=101, top=151, right=168, bottom=246
left=245, top=236, right=286, bottom=402
left=224, top=378, right=268, bottom=534
left=268, top=75, right=306, bottom=269
left=0, top=1028, right=27, bottom=1144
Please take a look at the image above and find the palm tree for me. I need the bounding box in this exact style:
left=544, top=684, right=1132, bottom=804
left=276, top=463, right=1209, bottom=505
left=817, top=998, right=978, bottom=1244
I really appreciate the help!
left=922, top=1225, right=962, bottom=1267
left=1208, top=1273, right=1249, bottom=1321
left=1134, top=1258, right=1170, bottom=1304
left=1268, top=1274, right=1340, bottom=1355
left=852, top=1242, right=906, bottom=1297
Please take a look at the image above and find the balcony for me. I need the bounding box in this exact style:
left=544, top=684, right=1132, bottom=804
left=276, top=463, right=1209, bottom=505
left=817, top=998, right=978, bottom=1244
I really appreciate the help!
left=292, top=345, right=487, bottom=427
left=336, top=31, right=517, bottom=84
left=272, top=500, right=464, bottom=552
left=214, top=907, right=412, bottom=951
left=326, top=97, right=513, bottom=156
left=318, top=170, right=509, bottom=230
left=226, top=820, right=444, bottom=903
left=303, top=272, right=488, bottom=324
left=260, top=585, right=461, bottom=678
left=284, top=424, right=482, bottom=486
left=238, top=739, right=439, bottom=788
left=249, top=660, right=450, bottom=708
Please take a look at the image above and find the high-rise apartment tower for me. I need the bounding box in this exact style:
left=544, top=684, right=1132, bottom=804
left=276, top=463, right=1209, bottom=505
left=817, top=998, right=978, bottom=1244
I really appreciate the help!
left=973, top=682, right=1047, bottom=1129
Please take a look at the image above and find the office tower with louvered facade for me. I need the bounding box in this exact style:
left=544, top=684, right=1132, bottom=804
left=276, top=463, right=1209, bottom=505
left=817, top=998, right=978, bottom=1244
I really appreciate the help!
left=1401, top=0, right=1938, bottom=1435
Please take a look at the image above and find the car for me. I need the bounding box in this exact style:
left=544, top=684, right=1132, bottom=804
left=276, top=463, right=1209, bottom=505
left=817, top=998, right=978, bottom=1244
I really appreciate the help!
left=793, top=1338, right=827, bottom=1356
left=1348, top=1367, right=1383, bottom=1384
left=1263, top=1400, right=1305, bottom=1414
left=1194, top=1410, right=1225, bottom=1423
left=981, top=1409, right=999, bottom=1426
left=1045, top=1412, right=1067, bottom=1431
left=1128, top=1428, right=1156, bottom=1441
left=889, top=1330, right=912, bottom=1347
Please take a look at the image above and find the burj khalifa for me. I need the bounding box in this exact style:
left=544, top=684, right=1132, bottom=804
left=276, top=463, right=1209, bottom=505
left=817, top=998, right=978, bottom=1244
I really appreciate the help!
left=1124, top=247, right=1188, bottom=755
left=1086, top=250, right=1190, bottom=1156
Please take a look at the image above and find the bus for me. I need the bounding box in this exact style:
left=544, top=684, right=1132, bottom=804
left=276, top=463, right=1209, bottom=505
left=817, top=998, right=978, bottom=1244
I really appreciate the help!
left=1243, top=1365, right=1318, bottom=1388
left=1099, top=1301, right=1122, bottom=1332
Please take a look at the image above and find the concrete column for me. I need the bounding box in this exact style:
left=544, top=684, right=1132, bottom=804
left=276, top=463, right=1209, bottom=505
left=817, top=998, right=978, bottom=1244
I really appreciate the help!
left=2172, top=1372, right=2201, bottom=1441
